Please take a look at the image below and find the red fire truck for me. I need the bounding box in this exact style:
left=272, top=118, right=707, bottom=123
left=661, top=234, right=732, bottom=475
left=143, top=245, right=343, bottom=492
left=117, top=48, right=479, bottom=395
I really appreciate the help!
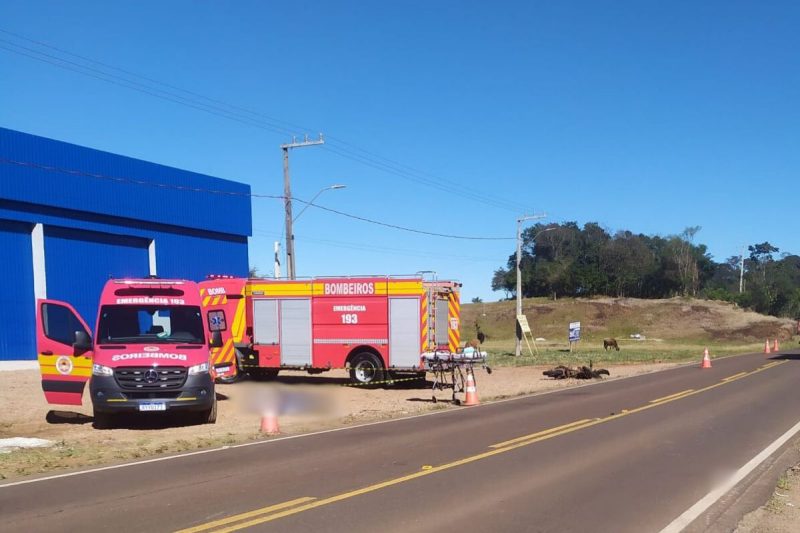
left=199, top=275, right=462, bottom=385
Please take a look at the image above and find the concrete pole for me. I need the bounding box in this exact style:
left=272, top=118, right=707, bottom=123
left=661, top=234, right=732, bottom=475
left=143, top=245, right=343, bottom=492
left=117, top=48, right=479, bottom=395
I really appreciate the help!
left=280, top=134, right=324, bottom=280
left=515, top=218, right=523, bottom=357
left=282, top=147, right=295, bottom=280
left=514, top=216, right=550, bottom=356
left=739, top=246, right=745, bottom=293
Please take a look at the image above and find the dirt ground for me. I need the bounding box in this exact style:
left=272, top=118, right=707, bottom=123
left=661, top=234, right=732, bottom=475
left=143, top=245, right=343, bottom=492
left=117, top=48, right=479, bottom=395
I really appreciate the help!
left=0, top=362, right=675, bottom=480
left=735, top=462, right=800, bottom=533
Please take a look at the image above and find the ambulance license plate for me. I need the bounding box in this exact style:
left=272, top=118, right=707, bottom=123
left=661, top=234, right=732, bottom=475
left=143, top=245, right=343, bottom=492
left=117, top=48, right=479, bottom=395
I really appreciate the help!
left=139, top=402, right=166, bottom=412
left=216, top=366, right=231, bottom=374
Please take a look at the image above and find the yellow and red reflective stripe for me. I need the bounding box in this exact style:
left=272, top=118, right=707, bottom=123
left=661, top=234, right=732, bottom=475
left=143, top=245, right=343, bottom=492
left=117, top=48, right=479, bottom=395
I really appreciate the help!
left=448, top=292, right=461, bottom=352
left=420, top=294, right=429, bottom=351
left=231, top=296, right=246, bottom=342
left=37, top=354, right=93, bottom=378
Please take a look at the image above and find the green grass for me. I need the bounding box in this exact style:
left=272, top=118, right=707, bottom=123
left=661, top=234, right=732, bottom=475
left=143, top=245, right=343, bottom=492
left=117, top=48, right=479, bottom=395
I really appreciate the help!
left=480, top=339, right=767, bottom=368
left=461, top=295, right=793, bottom=368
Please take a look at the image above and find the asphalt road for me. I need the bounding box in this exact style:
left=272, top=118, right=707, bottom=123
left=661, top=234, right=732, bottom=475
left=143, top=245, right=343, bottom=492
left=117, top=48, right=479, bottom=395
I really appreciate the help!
left=3, top=350, right=800, bottom=533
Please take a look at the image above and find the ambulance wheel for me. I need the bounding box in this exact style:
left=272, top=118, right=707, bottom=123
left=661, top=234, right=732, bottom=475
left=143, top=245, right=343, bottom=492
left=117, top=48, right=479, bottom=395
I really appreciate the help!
left=349, top=353, right=385, bottom=387
left=199, top=396, right=217, bottom=425
left=92, top=408, right=114, bottom=429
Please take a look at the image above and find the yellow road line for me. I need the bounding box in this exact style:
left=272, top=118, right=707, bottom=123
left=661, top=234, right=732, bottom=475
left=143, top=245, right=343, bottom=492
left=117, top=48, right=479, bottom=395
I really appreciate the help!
left=761, top=361, right=781, bottom=369
left=175, top=497, right=316, bottom=533
left=650, top=389, right=694, bottom=404
left=490, top=419, right=593, bottom=449
left=722, top=372, right=748, bottom=382
left=188, top=359, right=790, bottom=532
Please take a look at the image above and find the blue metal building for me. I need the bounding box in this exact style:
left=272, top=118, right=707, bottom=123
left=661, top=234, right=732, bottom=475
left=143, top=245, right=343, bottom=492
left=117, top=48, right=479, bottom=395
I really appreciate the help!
left=0, top=127, right=252, bottom=360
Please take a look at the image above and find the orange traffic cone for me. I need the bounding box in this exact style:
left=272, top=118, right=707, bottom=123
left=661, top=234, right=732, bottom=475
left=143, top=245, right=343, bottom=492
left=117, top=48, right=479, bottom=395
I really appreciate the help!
left=463, top=369, right=480, bottom=406
left=773, top=339, right=780, bottom=352
left=700, top=348, right=712, bottom=369
left=764, top=339, right=771, bottom=354
left=260, top=411, right=280, bottom=434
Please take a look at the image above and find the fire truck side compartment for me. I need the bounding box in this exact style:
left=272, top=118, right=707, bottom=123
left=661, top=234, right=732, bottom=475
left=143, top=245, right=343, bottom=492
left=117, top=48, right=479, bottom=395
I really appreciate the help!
left=252, top=299, right=279, bottom=345
left=279, top=299, right=312, bottom=366
left=389, top=297, right=421, bottom=368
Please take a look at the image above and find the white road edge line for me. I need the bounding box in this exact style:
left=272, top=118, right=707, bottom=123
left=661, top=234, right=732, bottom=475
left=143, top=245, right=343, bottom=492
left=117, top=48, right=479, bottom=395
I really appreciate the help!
left=660, top=418, right=800, bottom=533
left=0, top=351, right=772, bottom=489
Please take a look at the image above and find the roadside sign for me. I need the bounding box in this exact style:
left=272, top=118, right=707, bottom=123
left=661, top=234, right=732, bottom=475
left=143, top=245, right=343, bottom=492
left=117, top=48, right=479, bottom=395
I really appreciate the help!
left=517, top=314, right=536, bottom=356
left=568, top=321, right=581, bottom=342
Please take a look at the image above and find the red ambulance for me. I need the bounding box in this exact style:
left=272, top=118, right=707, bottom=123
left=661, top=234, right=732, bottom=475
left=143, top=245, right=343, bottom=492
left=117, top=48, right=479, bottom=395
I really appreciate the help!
left=199, top=275, right=462, bottom=385
left=36, top=278, right=220, bottom=427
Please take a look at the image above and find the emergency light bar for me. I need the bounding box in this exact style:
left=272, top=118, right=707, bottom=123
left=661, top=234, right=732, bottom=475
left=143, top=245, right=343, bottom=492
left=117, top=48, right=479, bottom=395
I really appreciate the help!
left=113, top=280, right=186, bottom=285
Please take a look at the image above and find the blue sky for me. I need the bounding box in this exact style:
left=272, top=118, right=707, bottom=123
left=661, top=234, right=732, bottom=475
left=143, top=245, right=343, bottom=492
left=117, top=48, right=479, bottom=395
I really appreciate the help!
left=1, top=1, right=797, bottom=300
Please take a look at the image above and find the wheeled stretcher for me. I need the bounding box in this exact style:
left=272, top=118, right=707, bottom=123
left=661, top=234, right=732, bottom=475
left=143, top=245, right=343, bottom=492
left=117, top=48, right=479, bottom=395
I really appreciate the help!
left=422, top=348, right=492, bottom=404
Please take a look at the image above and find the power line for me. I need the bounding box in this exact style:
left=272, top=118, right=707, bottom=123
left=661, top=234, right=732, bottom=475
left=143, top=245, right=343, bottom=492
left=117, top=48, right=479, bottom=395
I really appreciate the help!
left=324, top=135, right=529, bottom=212
left=0, top=28, right=535, bottom=213
left=0, top=28, right=308, bottom=134
left=253, top=230, right=500, bottom=263
left=297, top=201, right=514, bottom=240
left=0, top=157, right=514, bottom=241
left=320, top=144, right=527, bottom=212
left=0, top=157, right=280, bottom=198
left=0, top=40, right=294, bottom=138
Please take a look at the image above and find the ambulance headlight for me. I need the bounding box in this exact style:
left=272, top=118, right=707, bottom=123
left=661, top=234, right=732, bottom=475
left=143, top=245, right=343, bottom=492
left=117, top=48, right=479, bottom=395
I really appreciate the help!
left=92, top=364, right=114, bottom=376
left=188, top=362, right=210, bottom=375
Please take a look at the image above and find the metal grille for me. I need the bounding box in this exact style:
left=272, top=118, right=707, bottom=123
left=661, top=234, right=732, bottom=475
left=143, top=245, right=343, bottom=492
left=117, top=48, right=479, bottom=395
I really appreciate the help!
left=114, top=367, right=187, bottom=390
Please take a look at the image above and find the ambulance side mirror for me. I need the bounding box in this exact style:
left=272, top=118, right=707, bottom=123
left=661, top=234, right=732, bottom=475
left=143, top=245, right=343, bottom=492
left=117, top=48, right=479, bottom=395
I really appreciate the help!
left=210, top=330, right=223, bottom=348
left=73, top=330, right=92, bottom=353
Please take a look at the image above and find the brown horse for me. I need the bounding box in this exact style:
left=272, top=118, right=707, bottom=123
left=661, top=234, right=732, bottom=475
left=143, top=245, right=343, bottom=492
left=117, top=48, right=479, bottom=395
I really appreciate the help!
left=603, top=338, right=620, bottom=351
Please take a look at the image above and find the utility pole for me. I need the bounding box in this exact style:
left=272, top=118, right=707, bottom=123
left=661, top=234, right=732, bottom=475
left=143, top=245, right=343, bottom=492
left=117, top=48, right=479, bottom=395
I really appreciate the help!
left=281, top=134, right=324, bottom=280
left=516, top=213, right=547, bottom=356
left=739, top=246, right=745, bottom=293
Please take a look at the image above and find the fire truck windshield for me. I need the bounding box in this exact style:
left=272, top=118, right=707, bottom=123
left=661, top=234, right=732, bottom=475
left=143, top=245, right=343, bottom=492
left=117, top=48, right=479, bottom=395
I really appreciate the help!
left=97, top=305, right=205, bottom=345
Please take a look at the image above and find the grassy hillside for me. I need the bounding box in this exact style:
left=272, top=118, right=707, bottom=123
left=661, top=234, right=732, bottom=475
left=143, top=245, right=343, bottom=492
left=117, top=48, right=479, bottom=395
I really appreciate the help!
left=460, top=297, right=796, bottom=367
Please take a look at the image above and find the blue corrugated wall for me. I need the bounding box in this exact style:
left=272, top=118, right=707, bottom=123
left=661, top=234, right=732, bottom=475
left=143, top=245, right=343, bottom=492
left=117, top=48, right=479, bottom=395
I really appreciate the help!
left=0, top=127, right=252, bottom=236
left=0, top=128, right=253, bottom=361
left=44, top=227, right=150, bottom=328
left=0, top=220, right=36, bottom=359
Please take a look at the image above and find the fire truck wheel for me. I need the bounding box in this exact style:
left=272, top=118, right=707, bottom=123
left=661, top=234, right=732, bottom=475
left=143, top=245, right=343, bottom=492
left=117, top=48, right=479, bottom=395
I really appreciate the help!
left=249, top=369, right=279, bottom=381
left=349, top=352, right=385, bottom=386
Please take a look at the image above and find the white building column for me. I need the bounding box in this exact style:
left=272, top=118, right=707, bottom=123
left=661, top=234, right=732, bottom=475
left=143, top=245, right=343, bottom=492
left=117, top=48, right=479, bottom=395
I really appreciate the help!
left=148, top=239, right=157, bottom=276
left=31, top=223, right=47, bottom=300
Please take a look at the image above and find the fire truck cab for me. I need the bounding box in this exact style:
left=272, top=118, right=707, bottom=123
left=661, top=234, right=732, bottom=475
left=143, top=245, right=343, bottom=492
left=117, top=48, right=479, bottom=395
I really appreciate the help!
left=36, top=278, right=219, bottom=427
left=199, top=275, right=461, bottom=385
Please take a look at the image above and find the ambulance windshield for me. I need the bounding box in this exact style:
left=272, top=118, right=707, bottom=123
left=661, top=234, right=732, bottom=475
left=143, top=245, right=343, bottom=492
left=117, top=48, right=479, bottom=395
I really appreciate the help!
left=97, top=305, right=205, bottom=345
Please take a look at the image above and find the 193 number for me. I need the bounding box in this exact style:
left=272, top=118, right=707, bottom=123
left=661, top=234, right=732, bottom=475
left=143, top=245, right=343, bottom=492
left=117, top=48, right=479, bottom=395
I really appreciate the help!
left=341, top=314, right=359, bottom=324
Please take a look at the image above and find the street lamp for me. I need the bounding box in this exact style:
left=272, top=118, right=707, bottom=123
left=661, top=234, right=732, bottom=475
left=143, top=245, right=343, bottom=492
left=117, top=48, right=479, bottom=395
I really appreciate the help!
left=515, top=216, right=552, bottom=356
left=293, top=184, right=346, bottom=222
left=285, top=184, right=346, bottom=279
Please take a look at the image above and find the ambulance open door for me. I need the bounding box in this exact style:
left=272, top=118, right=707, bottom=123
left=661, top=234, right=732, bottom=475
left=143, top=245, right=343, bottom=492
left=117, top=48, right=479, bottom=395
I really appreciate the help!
left=35, top=299, right=94, bottom=406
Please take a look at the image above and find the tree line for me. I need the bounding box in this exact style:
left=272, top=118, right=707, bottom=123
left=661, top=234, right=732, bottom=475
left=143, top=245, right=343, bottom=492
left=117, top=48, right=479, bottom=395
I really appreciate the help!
left=491, top=222, right=800, bottom=319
